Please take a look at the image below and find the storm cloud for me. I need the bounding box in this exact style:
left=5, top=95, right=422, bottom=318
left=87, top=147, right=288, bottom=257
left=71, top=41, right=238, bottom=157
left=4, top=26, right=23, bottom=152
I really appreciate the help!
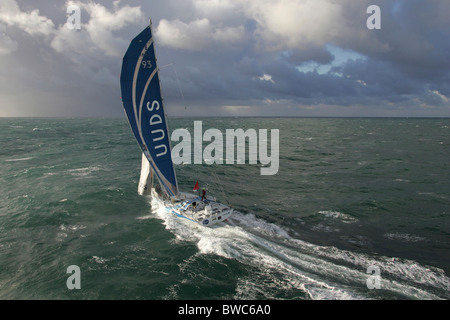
left=0, top=0, right=449, bottom=117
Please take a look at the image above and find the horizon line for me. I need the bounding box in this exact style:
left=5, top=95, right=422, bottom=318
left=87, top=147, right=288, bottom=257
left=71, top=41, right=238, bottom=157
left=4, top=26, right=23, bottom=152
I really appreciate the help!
left=1, top=115, right=450, bottom=120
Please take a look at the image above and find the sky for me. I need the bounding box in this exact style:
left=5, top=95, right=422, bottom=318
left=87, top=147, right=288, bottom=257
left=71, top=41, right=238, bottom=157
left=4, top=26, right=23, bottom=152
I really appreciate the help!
left=0, top=0, right=449, bottom=118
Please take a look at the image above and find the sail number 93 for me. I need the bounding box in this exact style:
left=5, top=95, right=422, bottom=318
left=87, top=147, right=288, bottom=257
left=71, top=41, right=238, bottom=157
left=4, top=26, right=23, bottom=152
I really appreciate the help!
left=142, top=60, right=152, bottom=69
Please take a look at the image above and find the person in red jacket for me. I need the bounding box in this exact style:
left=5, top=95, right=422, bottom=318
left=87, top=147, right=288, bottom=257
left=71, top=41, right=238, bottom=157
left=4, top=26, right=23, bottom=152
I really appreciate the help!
left=201, top=189, right=206, bottom=201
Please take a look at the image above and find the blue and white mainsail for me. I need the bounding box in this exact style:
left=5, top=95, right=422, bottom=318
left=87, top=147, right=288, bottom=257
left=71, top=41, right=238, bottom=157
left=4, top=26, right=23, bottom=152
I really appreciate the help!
left=120, top=21, right=178, bottom=197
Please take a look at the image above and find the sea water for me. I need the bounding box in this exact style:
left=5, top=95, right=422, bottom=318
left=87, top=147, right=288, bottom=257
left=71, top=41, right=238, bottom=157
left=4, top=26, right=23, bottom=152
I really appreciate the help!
left=0, top=117, right=449, bottom=299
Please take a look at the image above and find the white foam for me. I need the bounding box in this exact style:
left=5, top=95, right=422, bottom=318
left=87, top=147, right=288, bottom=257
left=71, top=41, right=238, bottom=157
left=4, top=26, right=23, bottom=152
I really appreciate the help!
left=147, top=201, right=360, bottom=298
left=56, top=232, right=68, bottom=242
left=318, top=210, right=357, bottom=223
left=67, top=166, right=101, bottom=177
left=384, top=233, right=426, bottom=243
left=393, top=178, right=411, bottom=183
left=303, top=243, right=450, bottom=298
left=91, top=256, right=108, bottom=264
left=59, top=224, right=87, bottom=232
left=4, top=157, right=33, bottom=162
left=145, top=199, right=449, bottom=299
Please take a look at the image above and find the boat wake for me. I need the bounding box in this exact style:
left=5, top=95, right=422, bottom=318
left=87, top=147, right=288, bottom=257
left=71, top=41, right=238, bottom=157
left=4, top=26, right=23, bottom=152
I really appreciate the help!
left=146, top=198, right=450, bottom=300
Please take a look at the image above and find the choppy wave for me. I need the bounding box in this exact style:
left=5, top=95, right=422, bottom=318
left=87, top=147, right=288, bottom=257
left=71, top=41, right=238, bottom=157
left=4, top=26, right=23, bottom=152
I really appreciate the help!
left=317, top=210, right=357, bottom=223
left=66, top=166, right=101, bottom=177
left=2, top=117, right=449, bottom=300
left=384, top=233, right=427, bottom=243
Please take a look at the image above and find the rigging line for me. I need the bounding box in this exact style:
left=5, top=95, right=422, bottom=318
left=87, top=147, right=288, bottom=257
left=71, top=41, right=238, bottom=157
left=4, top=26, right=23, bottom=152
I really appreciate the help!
left=171, top=65, right=186, bottom=102
left=160, top=61, right=228, bottom=204
left=159, top=62, right=186, bottom=108
left=209, top=163, right=231, bottom=206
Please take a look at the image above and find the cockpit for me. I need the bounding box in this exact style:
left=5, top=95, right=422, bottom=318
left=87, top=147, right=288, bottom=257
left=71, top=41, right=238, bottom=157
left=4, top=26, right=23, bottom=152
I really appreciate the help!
left=177, top=198, right=206, bottom=212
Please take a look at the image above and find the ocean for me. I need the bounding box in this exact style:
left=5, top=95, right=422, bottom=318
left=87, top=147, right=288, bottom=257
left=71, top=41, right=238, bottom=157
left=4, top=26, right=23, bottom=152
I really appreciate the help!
left=0, top=117, right=449, bottom=300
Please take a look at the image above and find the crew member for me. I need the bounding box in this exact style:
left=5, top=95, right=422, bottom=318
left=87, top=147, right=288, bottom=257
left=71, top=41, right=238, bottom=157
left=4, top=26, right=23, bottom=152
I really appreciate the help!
left=201, top=189, right=206, bottom=201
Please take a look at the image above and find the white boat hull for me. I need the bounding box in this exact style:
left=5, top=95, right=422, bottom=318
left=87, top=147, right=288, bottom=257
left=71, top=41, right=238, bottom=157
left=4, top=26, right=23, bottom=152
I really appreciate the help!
left=151, top=189, right=233, bottom=227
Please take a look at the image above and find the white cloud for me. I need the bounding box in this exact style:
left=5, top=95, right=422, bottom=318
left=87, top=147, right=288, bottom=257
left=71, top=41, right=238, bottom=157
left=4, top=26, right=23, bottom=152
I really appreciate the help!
left=0, top=24, right=18, bottom=55
left=51, top=1, right=144, bottom=58
left=156, top=18, right=244, bottom=51
left=245, top=0, right=347, bottom=50
left=193, top=0, right=239, bottom=21
left=0, top=0, right=55, bottom=37
left=258, top=74, right=275, bottom=83
left=83, top=2, right=144, bottom=57
left=430, top=90, right=449, bottom=103
left=156, top=0, right=361, bottom=53
left=0, top=0, right=144, bottom=58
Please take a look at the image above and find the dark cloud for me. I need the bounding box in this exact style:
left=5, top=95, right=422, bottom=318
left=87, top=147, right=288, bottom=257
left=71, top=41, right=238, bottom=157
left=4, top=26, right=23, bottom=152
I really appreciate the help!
left=0, top=0, right=449, bottom=118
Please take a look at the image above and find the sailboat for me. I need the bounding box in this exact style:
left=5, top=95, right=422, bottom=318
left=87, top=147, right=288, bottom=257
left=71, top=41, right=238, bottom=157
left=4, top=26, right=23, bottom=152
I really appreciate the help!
left=120, top=20, right=233, bottom=227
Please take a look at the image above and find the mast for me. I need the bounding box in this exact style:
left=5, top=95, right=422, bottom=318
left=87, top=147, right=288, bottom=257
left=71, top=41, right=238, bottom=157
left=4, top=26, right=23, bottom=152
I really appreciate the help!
left=150, top=18, right=179, bottom=198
